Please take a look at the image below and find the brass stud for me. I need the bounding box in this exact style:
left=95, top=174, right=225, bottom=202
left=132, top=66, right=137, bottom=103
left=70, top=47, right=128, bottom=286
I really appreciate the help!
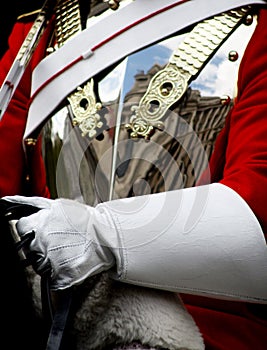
left=156, top=121, right=165, bottom=131
left=105, top=0, right=120, bottom=10
left=46, top=47, right=55, bottom=54
left=244, top=14, right=253, bottom=26
left=160, top=82, right=173, bottom=97
left=228, top=50, right=239, bottom=62
left=24, top=138, right=37, bottom=146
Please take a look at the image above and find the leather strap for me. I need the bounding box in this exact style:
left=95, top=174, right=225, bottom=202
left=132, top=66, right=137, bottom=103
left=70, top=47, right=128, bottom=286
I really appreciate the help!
left=43, top=283, right=73, bottom=350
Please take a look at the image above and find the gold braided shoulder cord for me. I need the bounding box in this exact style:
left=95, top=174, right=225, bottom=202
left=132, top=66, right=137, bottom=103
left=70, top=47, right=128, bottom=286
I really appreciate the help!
left=125, top=6, right=254, bottom=140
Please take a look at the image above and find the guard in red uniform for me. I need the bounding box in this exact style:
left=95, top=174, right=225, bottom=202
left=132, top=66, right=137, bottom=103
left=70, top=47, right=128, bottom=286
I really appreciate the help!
left=1, top=1, right=267, bottom=349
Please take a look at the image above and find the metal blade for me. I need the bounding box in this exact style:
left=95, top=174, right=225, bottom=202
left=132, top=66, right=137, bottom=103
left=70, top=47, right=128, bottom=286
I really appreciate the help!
left=0, top=0, right=56, bottom=120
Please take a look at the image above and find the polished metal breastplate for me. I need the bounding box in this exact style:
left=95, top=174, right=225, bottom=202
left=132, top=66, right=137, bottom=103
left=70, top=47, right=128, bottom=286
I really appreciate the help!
left=41, top=9, right=256, bottom=205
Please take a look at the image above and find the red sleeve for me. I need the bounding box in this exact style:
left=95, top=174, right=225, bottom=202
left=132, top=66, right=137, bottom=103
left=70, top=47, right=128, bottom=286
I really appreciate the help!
left=211, top=9, right=267, bottom=235
left=0, top=20, right=52, bottom=197
left=190, top=11, right=267, bottom=348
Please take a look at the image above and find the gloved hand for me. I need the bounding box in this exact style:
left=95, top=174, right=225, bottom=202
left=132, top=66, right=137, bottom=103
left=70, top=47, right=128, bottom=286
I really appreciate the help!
left=4, top=183, right=267, bottom=302
left=3, top=195, right=116, bottom=290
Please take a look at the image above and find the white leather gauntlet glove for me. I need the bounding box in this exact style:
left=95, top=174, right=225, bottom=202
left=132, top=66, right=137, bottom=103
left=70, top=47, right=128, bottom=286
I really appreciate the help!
left=4, top=183, right=267, bottom=302
left=3, top=196, right=116, bottom=290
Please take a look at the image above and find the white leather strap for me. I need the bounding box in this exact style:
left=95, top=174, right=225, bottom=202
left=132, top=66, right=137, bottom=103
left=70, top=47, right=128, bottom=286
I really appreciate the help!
left=24, top=0, right=267, bottom=139
left=95, top=183, right=267, bottom=303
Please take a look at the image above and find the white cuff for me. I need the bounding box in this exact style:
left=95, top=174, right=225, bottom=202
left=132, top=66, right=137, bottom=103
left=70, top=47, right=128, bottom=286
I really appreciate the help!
left=96, top=183, right=267, bottom=303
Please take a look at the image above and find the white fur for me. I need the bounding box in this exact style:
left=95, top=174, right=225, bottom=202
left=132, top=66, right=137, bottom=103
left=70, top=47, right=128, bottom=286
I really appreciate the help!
left=27, top=269, right=204, bottom=350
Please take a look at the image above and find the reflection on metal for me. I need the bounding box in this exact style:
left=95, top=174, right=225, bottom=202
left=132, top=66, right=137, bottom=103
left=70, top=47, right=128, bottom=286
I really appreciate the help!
left=126, top=6, right=252, bottom=140
left=67, top=79, right=103, bottom=138
left=116, top=73, right=232, bottom=199
left=41, top=11, right=256, bottom=203
left=42, top=107, right=112, bottom=203
left=42, top=85, right=232, bottom=202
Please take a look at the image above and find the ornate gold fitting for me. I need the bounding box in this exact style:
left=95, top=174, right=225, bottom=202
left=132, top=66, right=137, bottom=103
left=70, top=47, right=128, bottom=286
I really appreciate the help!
left=125, top=110, right=156, bottom=142
left=125, top=6, right=252, bottom=141
left=125, top=66, right=188, bottom=141
left=67, top=79, right=103, bottom=139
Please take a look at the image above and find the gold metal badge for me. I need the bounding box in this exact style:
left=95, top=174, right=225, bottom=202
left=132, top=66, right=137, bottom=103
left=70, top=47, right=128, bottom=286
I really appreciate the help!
left=67, top=79, right=103, bottom=138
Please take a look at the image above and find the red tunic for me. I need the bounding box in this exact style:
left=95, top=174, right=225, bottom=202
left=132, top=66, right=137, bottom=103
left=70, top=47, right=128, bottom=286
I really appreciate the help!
left=0, top=8, right=266, bottom=350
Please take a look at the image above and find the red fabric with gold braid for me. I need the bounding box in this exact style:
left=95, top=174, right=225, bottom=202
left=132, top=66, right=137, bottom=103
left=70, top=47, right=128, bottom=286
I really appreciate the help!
left=0, top=18, right=52, bottom=197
